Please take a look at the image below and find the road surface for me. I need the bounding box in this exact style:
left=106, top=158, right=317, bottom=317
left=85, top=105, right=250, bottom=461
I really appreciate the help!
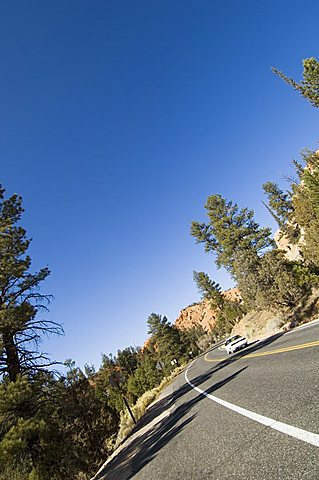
left=93, top=321, right=319, bottom=479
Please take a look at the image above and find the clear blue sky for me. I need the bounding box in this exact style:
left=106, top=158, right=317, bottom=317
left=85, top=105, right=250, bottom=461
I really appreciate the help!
left=0, top=1, right=318, bottom=369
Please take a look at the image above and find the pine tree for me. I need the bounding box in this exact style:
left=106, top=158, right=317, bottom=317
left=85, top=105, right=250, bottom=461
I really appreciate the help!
left=0, top=186, right=62, bottom=381
left=302, top=151, right=319, bottom=216
left=272, top=57, right=319, bottom=107
left=116, top=346, right=139, bottom=377
left=234, top=249, right=308, bottom=311
left=193, top=271, right=223, bottom=306
left=58, top=363, right=120, bottom=477
left=262, top=182, right=293, bottom=228
left=262, top=181, right=300, bottom=243
left=146, top=313, right=186, bottom=371
left=193, top=271, right=244, bottom=337
left=291, top=150, right=319, bottom=268
left=147, top=313, right=170, bottom=337
left=191, top=194, right=273, bottom=275
left=0, top=372, right=76, bottom=480
left=126, top=351, right=161, bottom=398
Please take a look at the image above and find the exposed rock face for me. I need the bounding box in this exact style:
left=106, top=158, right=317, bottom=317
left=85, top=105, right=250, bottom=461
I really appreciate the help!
left=142, top=337, right=153, bottom=351
left=231, top=310, right=283, bottom=341
left=175, top=299, right=216, bottom=331
left=274, top=229, right=303, bottom=261
left=273, top=150, right=319, bottom=261
left=174, top=288, right=241, bottom=332
left=223, top=287, right=241, bottom=303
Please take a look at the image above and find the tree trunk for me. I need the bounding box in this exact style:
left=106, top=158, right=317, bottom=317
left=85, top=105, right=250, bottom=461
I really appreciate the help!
left=3, top=330, right=21, bottom=381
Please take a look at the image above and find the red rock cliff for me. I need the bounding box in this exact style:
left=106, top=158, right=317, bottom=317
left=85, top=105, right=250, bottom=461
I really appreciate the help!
left=174, top=287, right=241, bottom=331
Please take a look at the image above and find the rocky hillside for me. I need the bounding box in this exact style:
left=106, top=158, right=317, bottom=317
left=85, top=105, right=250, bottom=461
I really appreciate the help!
left=174, top=288, right=241, bottom=331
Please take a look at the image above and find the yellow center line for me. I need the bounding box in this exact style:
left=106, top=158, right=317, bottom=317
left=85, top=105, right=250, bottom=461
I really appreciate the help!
left=205, top=340, right=319, bottom=362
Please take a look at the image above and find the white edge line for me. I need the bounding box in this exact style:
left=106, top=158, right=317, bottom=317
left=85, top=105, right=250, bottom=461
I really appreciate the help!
left=287, top=318, right=319, bottom=334
left=185, top=362, right=319, bottom=448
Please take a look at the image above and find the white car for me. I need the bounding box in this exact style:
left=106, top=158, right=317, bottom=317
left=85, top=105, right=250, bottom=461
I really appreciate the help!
left=225, top=335, right=248, bottom=354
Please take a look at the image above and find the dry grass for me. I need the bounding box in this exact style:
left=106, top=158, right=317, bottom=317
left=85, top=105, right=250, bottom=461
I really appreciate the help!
left=115, top=365, right=186, bottom=447
left=231, top=289, right=319, bottom=341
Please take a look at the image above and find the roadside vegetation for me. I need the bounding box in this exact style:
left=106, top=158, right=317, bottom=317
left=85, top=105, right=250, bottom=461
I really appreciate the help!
left=192, top=57, right=319, bottom=339
left=0, top=57, right=318, bottom=480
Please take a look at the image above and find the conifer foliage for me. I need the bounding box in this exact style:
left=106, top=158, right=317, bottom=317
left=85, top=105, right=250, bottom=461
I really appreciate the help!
left=0, top=187, right=62, bottom=381
left=193, top=271, right=245, bottom=337
left=291, top=150, right=319, bottom=268
left=191, top=194, right=273, bottom=275
left=191, top=191, right=310, bottom=314
left=272, top=57, right=319, bottom=107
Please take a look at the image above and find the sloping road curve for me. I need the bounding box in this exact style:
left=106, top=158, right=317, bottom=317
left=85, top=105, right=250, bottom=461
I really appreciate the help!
left=93, top=321, right=319, bottom=480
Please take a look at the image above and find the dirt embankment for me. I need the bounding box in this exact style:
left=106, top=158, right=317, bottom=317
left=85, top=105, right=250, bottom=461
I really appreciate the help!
left=231, top=288, right=319, bottom=342
left=231, top=310, right=284, bottom=342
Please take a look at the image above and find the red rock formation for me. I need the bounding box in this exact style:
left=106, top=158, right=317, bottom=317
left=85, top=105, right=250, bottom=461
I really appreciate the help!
left=142, top=337, right=152, bottom=351
left=174, top=287, right=241, bottom=332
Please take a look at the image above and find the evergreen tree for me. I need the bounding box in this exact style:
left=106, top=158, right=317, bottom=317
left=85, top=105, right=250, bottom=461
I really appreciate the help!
left=262, top=182, right=292, bottom=227
left=147, top=313, right=170, bottom=337
left=302, top=151, right=319, bottom=216
left=262, top=181, right=299, bottom=243
left=234, top=249, right=309, bottom=311
left=191, top=194, right=273, bottom=275
left=193, top=271, right=223, bottom=306
left=146, top=313, right=187, bottom=372
left=291, top=150, right=319, bottom=267
left=192, top=191, right=308, bottom=315
left=0, top=372, right=77, bottom=480
left=58, top=362, right=120, bottom=477
left=272, top=57, right=319, bottom=107
left=0, top=186, right=62, bottom=381
left=179, top=325, right=204, bottom=357
left=116, top=346, right=139, bottom=377
left=233, top=249, right=261, bottom=310
left=95, top=354, right=126, bottom=412
left=193, top=271, right=244, bottom=337
left=126, top=350, right=161, bottom=398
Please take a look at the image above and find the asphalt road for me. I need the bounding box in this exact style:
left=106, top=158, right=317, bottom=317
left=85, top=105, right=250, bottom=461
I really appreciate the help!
left=94, top=321, right=319, bottom=480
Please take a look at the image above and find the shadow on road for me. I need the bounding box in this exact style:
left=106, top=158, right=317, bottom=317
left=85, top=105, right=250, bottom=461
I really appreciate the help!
left=197, top=331, right=285, bottom=384
left=93, top=332, right=284, bottom=479
left=139, top=332, right=285, bottom=426
left=93, top=367, right=247, bottom=480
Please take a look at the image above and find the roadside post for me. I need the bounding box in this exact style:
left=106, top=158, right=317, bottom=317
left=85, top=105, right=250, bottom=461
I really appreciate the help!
left=156, top=360, right=165, bottom=372
left=109, top=371, right=137, bottom=425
